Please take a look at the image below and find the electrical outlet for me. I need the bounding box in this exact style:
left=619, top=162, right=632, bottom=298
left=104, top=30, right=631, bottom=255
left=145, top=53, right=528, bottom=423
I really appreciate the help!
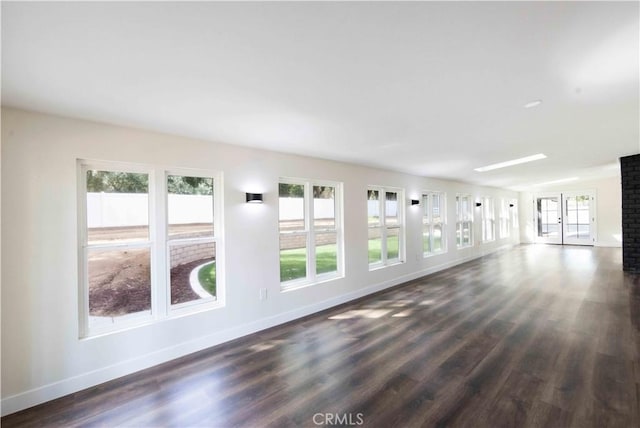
left=259, top=288, right=268, bottom=300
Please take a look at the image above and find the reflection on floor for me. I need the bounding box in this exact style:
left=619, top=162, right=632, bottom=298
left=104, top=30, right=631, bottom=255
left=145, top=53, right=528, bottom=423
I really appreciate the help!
left=3, top=245, right=638, bottom=427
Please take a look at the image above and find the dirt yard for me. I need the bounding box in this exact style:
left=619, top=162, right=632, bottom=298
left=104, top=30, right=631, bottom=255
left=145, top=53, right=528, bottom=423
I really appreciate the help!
left=88, top=224, right=215, bottom=316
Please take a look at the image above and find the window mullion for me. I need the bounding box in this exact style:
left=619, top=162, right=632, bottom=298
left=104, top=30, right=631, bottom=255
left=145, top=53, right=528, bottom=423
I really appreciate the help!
left=151, top=168, right=168, bottom=319
left=427, top=194, right=432, bottom=254
left=380, top=191, right=387, bottom=264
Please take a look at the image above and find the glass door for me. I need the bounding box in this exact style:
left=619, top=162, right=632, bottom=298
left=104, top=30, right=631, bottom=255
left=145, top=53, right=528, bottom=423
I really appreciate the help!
left=536, top=194, right=562, bottom=244
left=562, top=191, right=595, bottom=246
left=535, top=191, right=596, bottom=246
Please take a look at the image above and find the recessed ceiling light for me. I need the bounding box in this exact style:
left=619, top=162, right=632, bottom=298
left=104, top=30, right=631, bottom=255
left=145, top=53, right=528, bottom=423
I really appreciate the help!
left=474, top=153, right=547, bottom=172
left=532, top=177, right=579, bottom=187
left=524, top=99, right=543, bottom=108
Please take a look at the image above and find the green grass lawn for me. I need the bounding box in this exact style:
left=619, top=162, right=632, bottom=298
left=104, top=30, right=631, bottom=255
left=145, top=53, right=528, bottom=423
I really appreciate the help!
left=280, top=244, right=338, bottom=282
left=198, top=261, right=216, bottom=296
left=281, top=236, right=401, bottom=282
left=200, top=237, right=405, bottom=287
left=368, top=235, right=399, bottom=263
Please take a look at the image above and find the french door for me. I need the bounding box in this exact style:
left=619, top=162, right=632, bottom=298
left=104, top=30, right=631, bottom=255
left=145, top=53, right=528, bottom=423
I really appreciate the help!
left=534, top=191, right=596, bottom=246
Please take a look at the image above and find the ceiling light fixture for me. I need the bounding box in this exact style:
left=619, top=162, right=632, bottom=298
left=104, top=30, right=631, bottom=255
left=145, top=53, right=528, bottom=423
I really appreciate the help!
left=532, top=177, right=579, bottom=187
left=524, top=99, right=542, bottom=109
left=474, top=153, right=547, bottom=172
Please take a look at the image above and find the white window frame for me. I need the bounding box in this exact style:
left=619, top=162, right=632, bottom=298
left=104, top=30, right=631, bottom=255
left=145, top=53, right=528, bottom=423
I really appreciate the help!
left=456, top=194, right=473, bottom=249
left=78, top=160, right=224, bottom=338
left=165, top=168, right=224, bottom=317
left=279, top=178, right=343, bottom=291
left=422, top=191, right=446, bottom=257
left=499, top=198, right=510, bottom=239
left=368, top=186, right=405, bottom=269
left=482, top=197, right=495, bottom=243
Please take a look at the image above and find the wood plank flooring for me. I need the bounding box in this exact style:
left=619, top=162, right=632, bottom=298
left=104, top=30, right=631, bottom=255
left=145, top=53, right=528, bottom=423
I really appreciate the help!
left=3, top=244, right=639, bottom=427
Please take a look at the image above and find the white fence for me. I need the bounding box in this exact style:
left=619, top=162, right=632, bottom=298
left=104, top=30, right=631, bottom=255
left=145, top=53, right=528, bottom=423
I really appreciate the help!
left=87, top=193, right=213, bottom=227
left=367, top=200, right=398, bottom=217
left=278, top=198, right=335, bottom=221
left=87, top=194, right=398, bottom=227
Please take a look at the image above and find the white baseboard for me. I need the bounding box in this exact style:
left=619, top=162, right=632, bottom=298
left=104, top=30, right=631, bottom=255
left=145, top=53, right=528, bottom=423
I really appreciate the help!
left=1, top=244, right=512, bottom=416
left=595, top=241, right=622, bottom=248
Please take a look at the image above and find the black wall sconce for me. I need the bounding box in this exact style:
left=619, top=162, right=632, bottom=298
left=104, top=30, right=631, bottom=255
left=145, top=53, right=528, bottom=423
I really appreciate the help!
left=475, top=202, right=482, bottom=207
left=411, top=199, right=420, bottom=206
left=246, top=193, right=264, bottom=203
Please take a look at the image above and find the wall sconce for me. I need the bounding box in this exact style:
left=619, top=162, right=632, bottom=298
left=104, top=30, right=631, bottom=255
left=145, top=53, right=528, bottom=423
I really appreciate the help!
left=475, top=202, right=482, bottom=207
left=410, top=199, right=420, bottom=206
left=246, top=193, right=264, bottom=203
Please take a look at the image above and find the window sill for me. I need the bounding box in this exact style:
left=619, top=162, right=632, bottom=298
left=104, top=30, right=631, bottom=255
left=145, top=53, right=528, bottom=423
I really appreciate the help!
left=81, top=311, right=153, bottom=339
left=423, top=251, right=446, bottom=259
left=281, top=272, right=343, bottom=292
left=368, top=260, right=404, bottom=271
left=169, top=298, right=224, bottom=319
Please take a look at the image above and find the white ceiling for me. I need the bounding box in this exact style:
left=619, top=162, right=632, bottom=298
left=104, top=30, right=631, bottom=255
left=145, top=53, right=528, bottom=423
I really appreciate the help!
left=2, top=2, right=639, bottom=190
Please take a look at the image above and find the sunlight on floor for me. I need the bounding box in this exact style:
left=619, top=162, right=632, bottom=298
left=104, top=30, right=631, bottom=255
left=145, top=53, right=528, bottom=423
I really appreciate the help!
left=329, top=309, right=393, bottom=319
left=248, top=340, right=286, bottom=352
left=391, top=310, right=413, bottom=318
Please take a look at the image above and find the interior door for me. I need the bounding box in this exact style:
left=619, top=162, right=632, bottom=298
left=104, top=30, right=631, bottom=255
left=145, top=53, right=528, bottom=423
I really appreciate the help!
left=535, top=194, right=562, bottom=244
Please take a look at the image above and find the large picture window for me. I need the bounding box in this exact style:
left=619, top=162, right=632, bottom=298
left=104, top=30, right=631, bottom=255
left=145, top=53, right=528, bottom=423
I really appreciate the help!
left=456, top=194, right=473, bottom=248
left=482, top=197, right=495, bottom=242
left=422, top=191, right=446, bottom=256
left=79, top=161, right=223, bottom=337
left=279, top=179, right=342, bottom=289
left=368, top=187, right=404, bottom=268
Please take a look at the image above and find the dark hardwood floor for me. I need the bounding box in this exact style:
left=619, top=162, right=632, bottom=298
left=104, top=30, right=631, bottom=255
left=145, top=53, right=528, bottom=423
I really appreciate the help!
left=3, top=245, right=639, bottom=427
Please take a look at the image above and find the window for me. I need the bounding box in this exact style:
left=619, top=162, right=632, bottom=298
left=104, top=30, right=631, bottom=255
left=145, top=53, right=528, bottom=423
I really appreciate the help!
left=482, top=197, right=495, bottom=242
left=499, top=198, right=510, bottom=239
left=510, top=199, right=519, bottom=232
left=456, top=194, right=473, bottom=248
left=79, top=161, right=222, bottom=337
left=422, top=191, right=446, bottom=256
left=167, top=173, right=218, bottom=309
left=368, top=187, right=404, bottom=268
left=279, top=179, right=342, bottom=289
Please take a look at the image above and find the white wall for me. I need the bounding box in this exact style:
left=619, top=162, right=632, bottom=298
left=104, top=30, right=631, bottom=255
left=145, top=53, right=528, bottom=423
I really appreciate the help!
left=0, top=108, right=519, bottom=415
left=518, top=176, right=622, bottom=247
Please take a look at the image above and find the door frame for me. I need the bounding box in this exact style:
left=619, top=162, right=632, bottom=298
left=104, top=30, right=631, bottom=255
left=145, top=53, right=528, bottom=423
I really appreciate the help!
left=561, top=190, right=597, bottom=246
left=534, top=193, right=562, bottom=244
left=533, top=190, right=597, bottom=246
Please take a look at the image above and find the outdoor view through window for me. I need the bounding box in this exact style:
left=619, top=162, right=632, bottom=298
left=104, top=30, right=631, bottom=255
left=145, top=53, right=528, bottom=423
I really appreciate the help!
left=278, top=181, right=339, bottom=286
left=84, top=169, right=216, bottom=331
